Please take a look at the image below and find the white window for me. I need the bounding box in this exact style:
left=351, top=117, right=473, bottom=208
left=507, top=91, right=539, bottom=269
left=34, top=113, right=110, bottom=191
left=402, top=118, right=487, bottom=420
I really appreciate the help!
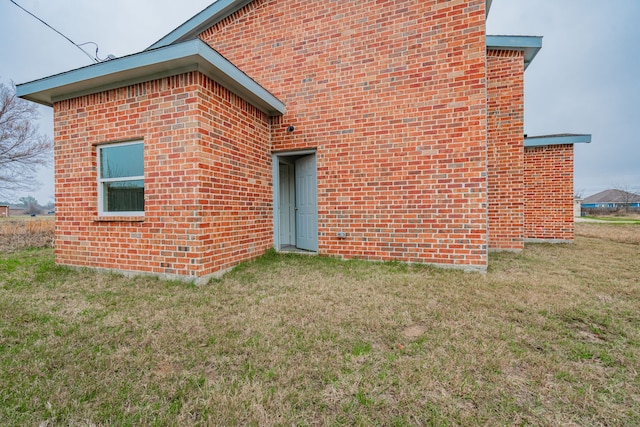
left=98, top=141, right=144, bottom=216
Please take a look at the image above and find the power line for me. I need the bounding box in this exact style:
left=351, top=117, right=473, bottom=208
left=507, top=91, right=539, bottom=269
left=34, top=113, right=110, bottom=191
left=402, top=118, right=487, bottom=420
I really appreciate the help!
left=9, top=0, right=99, bottom=63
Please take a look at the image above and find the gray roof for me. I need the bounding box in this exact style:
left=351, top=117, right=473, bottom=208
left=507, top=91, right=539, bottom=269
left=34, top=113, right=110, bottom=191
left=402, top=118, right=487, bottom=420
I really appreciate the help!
left=582, top=189, right=640, bottom=204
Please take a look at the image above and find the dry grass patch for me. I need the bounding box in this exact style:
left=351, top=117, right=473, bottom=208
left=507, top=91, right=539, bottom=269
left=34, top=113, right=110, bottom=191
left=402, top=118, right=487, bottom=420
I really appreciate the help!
left=0, top=216, right=54, bottom=251
left=1, top=223, right=639, bottom=425
left=576, top=222, right=640, bottom=244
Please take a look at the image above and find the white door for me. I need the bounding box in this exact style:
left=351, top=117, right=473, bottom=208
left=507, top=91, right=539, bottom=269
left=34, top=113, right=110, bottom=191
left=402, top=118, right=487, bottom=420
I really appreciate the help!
left=295, top=154, right=318, bottom=252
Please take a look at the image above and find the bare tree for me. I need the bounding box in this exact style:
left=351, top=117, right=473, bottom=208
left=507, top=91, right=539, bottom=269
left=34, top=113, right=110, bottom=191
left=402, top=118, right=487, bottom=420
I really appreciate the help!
left=612, top=184, right=640, bottom=213
left=19, top=195, right=42, bottom=215
left=0, top=81, right=53, bottom=199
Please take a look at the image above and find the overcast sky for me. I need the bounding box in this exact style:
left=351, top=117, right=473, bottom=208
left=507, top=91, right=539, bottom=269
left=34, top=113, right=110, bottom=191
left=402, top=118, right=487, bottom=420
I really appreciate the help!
left=1, top=0, right=638, bottom=203
left=488, top=0, right=640, bottom=197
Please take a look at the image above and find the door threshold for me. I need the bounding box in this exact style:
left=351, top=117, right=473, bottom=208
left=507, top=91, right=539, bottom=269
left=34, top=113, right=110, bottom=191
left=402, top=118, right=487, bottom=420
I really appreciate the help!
left=278, top=245, right=317, bottom=255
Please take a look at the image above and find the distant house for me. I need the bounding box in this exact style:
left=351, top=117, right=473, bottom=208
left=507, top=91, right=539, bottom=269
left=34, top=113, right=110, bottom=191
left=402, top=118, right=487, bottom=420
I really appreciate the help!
left=9, top=206, right=25, bottom=216
left=16, top=0, right=591, bottom=283
left=582, top=189, right=640, bottom=209
left=0, top=205, right=8, bottom=217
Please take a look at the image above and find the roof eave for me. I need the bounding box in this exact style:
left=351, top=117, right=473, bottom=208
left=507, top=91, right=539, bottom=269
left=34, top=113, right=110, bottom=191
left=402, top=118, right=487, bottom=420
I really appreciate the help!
left=486, top=0, right=493, bottom=17
left=153, top=0, right=497, bottom=47
left=16, top=39, right=284, bottom=116
left=525, top=134, right=592, bottom=147
left=148, top=0, right=254, bottom=50
left=486, top=35, right=543, bottom=70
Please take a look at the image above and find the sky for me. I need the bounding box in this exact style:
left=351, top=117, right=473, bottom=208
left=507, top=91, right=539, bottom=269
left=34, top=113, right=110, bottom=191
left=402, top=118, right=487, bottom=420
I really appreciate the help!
left=0, top=0, right=213, bottom=204
left=0, top=0, right=638, bottom=204
left=487, top=0, right=640, bottom=197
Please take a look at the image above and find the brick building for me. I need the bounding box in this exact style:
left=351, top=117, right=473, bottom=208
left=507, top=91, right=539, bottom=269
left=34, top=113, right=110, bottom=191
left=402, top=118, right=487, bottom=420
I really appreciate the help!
left=17, top=0, right=589, bottom=283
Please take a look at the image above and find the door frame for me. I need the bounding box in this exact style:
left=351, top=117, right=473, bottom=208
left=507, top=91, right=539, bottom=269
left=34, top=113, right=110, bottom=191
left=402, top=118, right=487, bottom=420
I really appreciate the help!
left=272, top=149, right=318, bottom=252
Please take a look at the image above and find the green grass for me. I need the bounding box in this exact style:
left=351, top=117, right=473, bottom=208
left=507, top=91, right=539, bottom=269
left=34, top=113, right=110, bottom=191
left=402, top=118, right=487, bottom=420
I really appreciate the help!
left=583, top=215, right=640, bottom=224
left=1, top=224, right=639, bottom=425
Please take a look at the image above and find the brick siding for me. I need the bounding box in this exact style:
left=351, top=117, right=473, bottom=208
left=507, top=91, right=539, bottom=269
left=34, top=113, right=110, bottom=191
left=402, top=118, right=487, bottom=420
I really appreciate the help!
left=524, top=144, right=574, bottom=241
left=487, top=49, right=524, bottom=250
left=50, top=0, right=576, bottom=282
left=201, top=0, right=489, bottom=268
left=54, top=72, right=272, bottom=282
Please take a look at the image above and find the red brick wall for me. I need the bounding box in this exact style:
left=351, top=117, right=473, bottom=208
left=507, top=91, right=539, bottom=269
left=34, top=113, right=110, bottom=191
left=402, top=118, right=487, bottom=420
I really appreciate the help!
left=487, top=50, right=524, bottom=250
left=202, top=0, right=489, bottom=268
left=195, top=76, right=273, bottom=275
left=54, top=72, right=272, bottom=282
left=524, top=144, right=574, bottom=241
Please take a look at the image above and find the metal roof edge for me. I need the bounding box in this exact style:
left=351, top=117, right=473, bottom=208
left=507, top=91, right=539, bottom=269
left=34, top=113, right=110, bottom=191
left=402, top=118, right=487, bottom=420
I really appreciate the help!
left=153, top=0, right=496, bottom=48
left=154, top=0, right=496, bottom=48
left=486, top=35, right=543, bottom=70
left=16, top=41, right=202, bottom=103
left=194, top=40, right=284, bottom=115
left=524, top=134, right=592, bottom=147
left=16, top=39, right=284, bottom=116
left=148, top=0, right=253, bottom=50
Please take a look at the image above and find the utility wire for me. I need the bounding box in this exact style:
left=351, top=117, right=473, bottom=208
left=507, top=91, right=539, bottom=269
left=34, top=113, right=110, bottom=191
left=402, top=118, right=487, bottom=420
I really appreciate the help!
left=9, top=0, right=98, bottom=63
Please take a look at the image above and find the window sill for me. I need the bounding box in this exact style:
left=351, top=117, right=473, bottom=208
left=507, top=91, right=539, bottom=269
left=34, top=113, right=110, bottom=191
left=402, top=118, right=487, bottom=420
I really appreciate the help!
left=95, top=215, right=145, bottom=222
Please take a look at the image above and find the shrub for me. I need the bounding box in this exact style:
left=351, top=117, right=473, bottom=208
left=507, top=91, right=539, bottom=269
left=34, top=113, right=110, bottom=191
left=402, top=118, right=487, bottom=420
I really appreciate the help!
left=0, top=218, right=54, bottom=251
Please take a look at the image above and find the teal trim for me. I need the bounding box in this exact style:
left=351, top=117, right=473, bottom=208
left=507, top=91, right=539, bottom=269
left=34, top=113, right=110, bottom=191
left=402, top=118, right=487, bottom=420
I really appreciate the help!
left=152, top=0, right=497, bottom=47
left=154, top=0, right=497, bottom=48
left=525, top=134, right=591, bottom=147
left=272, top=154, right=280, bottom=250
left=16, top=39, right=284, bottom=116
left=148, top=0, right=253, bottom=50
left=486, top=35, right=543, bottom=70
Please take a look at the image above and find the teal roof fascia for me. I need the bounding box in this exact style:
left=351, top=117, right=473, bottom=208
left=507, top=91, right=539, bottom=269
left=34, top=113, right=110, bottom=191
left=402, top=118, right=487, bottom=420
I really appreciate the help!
left=148, top=0, right=253, bottom=50
left=151, top=0, right=496, bottom=48
left=486, top=35, right=543, bottom=70
left=525, top=134, right=592, bottom=147
left=16, top=39, right=284, bottom=116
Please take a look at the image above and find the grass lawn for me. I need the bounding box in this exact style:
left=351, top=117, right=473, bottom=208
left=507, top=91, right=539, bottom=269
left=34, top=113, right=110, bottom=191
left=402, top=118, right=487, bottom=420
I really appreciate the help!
left=583, top=216, right=640, bottom=225
left=1, top=223, right=639, bottom=425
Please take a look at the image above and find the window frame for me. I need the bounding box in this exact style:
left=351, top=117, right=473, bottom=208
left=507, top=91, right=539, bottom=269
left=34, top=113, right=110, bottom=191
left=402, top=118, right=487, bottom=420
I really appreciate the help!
left=97, top=140, right=145, bottom=217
